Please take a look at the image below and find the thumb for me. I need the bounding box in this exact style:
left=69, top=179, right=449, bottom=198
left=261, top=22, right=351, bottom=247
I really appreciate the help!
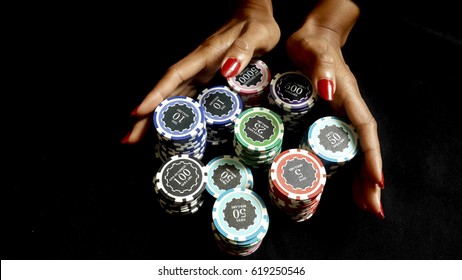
left=221, top=20, right=279, bottom=78
left=308, top=53, right=336, bottom=102
left=221, top=36, right=258, bottom=78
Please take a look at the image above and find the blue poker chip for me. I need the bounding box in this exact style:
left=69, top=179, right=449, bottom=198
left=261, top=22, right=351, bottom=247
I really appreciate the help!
left=205, top=155, right=254, bottom=199
left=153, top=96, right=206, bottom=142
left=197, top=86, right=243, bottom=126
left=212, top=187, right=269, bottom=243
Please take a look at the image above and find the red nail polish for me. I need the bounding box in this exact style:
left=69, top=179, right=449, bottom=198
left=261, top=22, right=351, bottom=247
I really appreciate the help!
left=130, top=105, right=139, bottom=116
left=121, top=132, right=131, bottom=144
left=317, top=79, right=334, bottom=101
left=221, top=58, right=241, bottom=78
left=379, top=172, right=385, bottom=189
left=377, top=202, right=385, bottom=220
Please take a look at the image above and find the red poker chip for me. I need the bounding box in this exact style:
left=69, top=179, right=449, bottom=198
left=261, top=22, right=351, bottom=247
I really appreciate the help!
left=270, top=149, right=327, bottom=201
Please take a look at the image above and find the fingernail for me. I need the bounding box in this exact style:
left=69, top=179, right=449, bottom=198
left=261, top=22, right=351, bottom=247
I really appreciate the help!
left=317, top=79, right=334, bottom=101
left=221, top=57, right=241, bottom=78
left=130, top=105, right=139, bottom=116
left=376, top=202, right=385, bottom=220
left=379, top=171, right=385, bottom=189
left=121, top=132, right=131, bottom=144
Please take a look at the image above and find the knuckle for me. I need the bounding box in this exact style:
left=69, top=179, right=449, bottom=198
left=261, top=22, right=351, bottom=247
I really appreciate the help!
left=368, top=116, right=378, bottom=129
left=203, top=34, right=221, bottom=48
left=232, top=37, right=252, bottom=55
left=201, top=34, right=228, bottom=55
left=316, top=51, right=335, bottom=66
left=166, top=63, right=185, bottom=83
left=299, top=37, right=327, bottom=53
left=358, top=115, right=378, bottom=131
left=294, top=37, right=335, bottom=66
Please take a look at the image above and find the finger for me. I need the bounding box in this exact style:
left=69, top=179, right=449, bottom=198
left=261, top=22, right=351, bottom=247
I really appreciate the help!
left=221, top=25, right=277, bottom=78
left=176, top=85, right=198, bottom=98
left=133, top=50, right=211, bottom=118
left=361, top=177, right=384, bottom=219
left=352, top=174, right=367, bottom=211
left=221, top=36, right=257, bottom=78
left=350, top=107, right=383, bottom=186
left=337, top=73, right=383, bottom=186
left=121, top=117, right=151, bottom=144
left=352, top=162, right=385, bottom=219
left=287, top=38, right=336, bottom=101
left=307, top=43, right=336, bottom=101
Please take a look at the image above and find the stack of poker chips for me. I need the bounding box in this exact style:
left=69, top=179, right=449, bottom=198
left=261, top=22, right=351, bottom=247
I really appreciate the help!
left=233, top=107, right=284, bottom=169
left=153, top=96, right=207, bottom=161
left=153, top=154, right=208, bottom=215
left=211, top=187, right=269, bottom=256
left=196, top=86, right=243, bottom=146
left=268, top=148, right=327, bottom=222
left=205, top=155, right=254, bottom=199
left=299, top=116, right=359, bottom=177
left=267, top=71, right=318, bottom=133
left=227, top=59, right=271, bottom=109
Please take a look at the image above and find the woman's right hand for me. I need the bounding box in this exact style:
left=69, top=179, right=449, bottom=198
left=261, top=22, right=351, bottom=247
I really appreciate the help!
left=122, top=0, right=280, bottom=144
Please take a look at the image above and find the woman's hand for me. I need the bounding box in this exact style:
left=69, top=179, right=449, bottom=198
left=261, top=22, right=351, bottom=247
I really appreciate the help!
left=122, top=0, right=280, bottom=144
left=286, top=0, right=385, bottom=219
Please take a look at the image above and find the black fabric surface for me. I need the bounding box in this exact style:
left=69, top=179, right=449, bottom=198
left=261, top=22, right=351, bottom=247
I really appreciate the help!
left=4, top=1, right=462, bottom=260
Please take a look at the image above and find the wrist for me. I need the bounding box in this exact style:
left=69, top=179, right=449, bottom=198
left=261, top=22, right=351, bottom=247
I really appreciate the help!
left=302, top=0, right=360, bottom=46
left=304, top=19, right=344, bottom=47
left=235, top=0, right=274, bottom=16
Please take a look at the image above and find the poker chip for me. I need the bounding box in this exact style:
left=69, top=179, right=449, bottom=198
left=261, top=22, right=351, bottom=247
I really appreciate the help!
left=197, top=86, right=243, bottom=146
left=147, top=60, right=359, bottom=247
left=268, top=148, right=327, bottom=222
left=227, top=59, right=271, bottom=109
left=153, top=96, right=205, bottom=141
left=299, top=116, right=359, bottom=177
left=153, top=96, right=207, bottom=161
left=205, top=155, right=254, bottom=199
left=233, top=107, right=284, bottom=169
left=211, top=187, right=269, bottom=256
left=153, top=154, right=208, bottom=215
left=267, top=71, right=318, bottom=133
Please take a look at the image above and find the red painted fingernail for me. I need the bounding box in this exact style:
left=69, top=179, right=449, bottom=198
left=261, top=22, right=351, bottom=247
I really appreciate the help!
left=121, top=132, right=131, bottom=144
left=317, top=79, right=334, bottom=101
left=130, top=105, right=139, bottom=116
left=377, top=202, right=385, bottom=220
left=221, top=58, right=240, bottom=78
left=379, top=171, right=385, bottom=189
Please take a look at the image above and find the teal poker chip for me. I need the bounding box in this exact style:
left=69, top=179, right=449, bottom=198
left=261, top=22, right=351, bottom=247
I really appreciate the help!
left=305, top=116, right=359, bottom=165
left=211, top=221, right=264, bottom=256
left=205, top=155, right=254, bottom=198
left=212, top=187, right=269, bottom=243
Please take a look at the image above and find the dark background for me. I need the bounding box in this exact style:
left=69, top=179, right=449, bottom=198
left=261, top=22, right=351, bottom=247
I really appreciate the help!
left=4, top=0, right=462, bottom=260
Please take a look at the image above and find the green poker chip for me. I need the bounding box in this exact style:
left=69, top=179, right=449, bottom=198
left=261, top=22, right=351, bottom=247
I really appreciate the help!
left=234, top=107, right=284, bottom=152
